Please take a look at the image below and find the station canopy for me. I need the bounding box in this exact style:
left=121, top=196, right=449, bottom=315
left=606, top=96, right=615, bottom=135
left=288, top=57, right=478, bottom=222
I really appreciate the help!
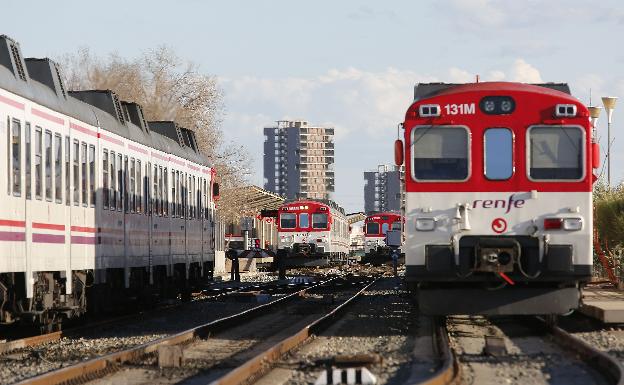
left=346, top=212, right=366, bottom=224
left=218, top=185, right=285, bottom=219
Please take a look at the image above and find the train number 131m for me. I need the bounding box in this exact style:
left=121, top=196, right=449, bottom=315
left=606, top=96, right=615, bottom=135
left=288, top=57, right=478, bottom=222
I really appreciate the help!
left=444, top=103, right=476, bottom=115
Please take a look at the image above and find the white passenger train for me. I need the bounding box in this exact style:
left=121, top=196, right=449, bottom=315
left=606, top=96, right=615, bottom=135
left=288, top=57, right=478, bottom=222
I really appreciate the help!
left=0, top=36, right=219, bottom=328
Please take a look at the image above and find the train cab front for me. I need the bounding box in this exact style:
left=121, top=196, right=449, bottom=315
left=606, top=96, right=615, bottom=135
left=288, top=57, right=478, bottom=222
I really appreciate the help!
left=277, top=201, right=331, bottom=267
left=399, top=82, right=596, bottom=316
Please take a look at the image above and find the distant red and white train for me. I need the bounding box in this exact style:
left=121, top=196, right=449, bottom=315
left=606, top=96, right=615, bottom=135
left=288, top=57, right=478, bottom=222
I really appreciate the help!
left=277, top=200, right=349, bottom=266
left=0, top=36, right=219, bottom=329
left=361, top=212, right=403, bottom=264
left=397, top=82, right=596, bottom=315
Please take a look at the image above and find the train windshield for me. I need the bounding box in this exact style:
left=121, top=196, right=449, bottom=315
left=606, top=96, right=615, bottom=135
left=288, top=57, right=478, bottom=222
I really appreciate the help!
left=366, top=222, right=380, bottom=235
left=529, top=126, right=583, bottom=180
left=484, top=128, right=513, bottom=180
left=412, top=126, right=468, bottom=180
left=312, top=213, right=328, bottom=229
left=299, top=213, right=309, bottom=228
left=391, top=221, right=402, bottom=231
left=280, top=213, right=296, bottom=229
left=381, top=223, right=389, bottom=234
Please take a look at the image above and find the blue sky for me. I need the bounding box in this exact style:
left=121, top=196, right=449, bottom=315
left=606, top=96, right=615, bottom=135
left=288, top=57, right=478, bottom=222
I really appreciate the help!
left=5, top=0, right=624, bottom=212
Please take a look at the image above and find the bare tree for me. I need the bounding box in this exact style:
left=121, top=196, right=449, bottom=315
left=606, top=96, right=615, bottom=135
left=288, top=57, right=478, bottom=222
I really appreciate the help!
left=59, top=47, right=253, bottom=215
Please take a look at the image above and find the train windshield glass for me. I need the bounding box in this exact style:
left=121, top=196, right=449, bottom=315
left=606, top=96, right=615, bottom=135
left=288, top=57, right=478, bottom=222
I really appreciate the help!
left=529, top=126, right=583, bottom=180
left=392, top=221, right=402, bottom=231
left=280, top=213, right=296, bottom=229
left=412, top=126, right=468, bottom=180
left=366, top=222, right=380, bottom=235
left=299, top=213, right=309, bottom=228
left=484, top=128, right=513, bottom=180
left=382, top=223, right=389, bottom=234
left=312, top=213, right=328, bottom=229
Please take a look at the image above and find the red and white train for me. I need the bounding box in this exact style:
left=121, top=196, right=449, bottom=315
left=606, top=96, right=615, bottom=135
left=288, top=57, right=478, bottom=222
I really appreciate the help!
left=277, top=200, right=349, bottom=266
left=0, top=36, right=219, bottom=328
left=361, top=212, right=403, bottom=265
left=397, top=82, right=596, bottom=315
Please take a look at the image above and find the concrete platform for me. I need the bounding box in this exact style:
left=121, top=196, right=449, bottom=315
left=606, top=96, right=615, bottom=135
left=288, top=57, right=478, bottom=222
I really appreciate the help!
left=580, top=286, right=624, bottom=323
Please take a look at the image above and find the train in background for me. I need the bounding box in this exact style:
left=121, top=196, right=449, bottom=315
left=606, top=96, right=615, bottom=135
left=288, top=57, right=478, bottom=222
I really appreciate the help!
left=0, top=36, right=219, bottom=330
left=360, top=212, right=404, bottom=265
left=396, top=81, right=596, bottom=315
left=276, top=200, right=349, bottom=267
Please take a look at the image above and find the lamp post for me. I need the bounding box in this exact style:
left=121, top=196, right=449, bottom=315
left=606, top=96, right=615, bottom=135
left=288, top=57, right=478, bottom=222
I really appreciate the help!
left=602, top=97, right=618, bottom=187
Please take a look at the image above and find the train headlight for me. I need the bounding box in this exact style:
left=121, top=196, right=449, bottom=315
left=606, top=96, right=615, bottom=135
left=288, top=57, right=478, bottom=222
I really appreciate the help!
left=483, top=100, right=496, bottom=113
left=562, top=218, right=583, bottom=231
left=480, top=96, right=515, bottom=115
left=415, top=218, right=436, bottom=231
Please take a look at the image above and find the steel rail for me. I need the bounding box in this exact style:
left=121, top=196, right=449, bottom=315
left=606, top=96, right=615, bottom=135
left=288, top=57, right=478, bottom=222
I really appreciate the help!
left=0, top=279, right=292, bottom=356
left=413, top=318, right=462, bottom=385
left=210, top=277, right=379, bottom=385
left=13, top=277, right=337, bottom=385
left=541, top=318, right=624, bottom=385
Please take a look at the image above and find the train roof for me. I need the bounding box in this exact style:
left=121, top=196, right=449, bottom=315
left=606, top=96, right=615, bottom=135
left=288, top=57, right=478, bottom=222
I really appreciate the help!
left=0, top=35, right=209, bottom=167
left=282, top=199, right=346, bottom=215
left=413, top=82, right=572, bottom=102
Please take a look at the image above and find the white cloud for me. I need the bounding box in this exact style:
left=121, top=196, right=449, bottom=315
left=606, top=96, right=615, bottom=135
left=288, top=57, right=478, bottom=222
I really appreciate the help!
left=508, top=59, right=543, bottom=83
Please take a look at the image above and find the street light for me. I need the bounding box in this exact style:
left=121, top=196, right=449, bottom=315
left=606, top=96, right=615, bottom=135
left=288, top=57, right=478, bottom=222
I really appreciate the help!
left=602, top=96, right=618, bottom=187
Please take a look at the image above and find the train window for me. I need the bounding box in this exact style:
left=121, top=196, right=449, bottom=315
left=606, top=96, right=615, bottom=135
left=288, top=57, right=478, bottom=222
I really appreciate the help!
left=89, top=145, right=95, bottom=207
left=159, top=166, right=164, bottom=216
left=392, top=221, right=401, bottom=231
left=137, top=160, right=142, bottom=213
left=164, top=168, right=168, bottom=216
left=110, top=151, right=116, bottom=210
left=299, top=213, right=309, bottom=228
left=153, top=165, right=159, bottom=216
left=124, top=157, right=129, bottom=213
left=144, top=163, right=149, bottom=215
left=45, top=130, right=52, bottom=201
left=412, top=126, right=469, bottom=181
left=65, top=136, right=70, bottom=205
left=81, top=143, right=87, bottom=206
left=73, top=140, right=79, bottom=205
left=55, top=134, right=62, bottom=203
left=381, top=223, right=389, bottom=235
left=280, top=213, right=296, bottom=229
left=529, top=126, right=583, bottom=180
left=366, top=222, right=379, bottom=235
left=312, top=213, right=328, bottom=229
left=484, top=128, right=513, bottom=180
left=35, top=128, right=42, bottom=199
left=176, top=171, right=180, bottom=216
left=103, top=150, right=109, bottom=209
left=117, top=154, right=122, bottom=211
left=130, top=158, right=135, bottom=213
left=171, top=170, right=177, bottom=217
left=25, top=123, right=31, bottom=199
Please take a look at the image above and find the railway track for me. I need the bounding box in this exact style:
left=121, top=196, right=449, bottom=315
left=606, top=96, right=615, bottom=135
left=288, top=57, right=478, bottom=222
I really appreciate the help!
left=7, top=274, right=374, bottom=385
left=424, top=315, right=624, bottom=385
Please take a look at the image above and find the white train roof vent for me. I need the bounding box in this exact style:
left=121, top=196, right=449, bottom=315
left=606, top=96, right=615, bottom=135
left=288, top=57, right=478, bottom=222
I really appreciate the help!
left=122, top=101, right=149, bottom=133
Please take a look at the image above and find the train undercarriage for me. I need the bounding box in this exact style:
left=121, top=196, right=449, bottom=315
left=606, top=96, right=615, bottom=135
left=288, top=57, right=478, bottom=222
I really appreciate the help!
left=0, top=261, right=214, bottom=332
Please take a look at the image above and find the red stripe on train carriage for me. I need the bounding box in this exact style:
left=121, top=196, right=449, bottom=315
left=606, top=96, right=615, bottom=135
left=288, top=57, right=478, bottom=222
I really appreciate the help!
left=71, top=235, right=97, bottom=245
left=128, top=143, right=149, bottom=155
left=32, top=233, right=65, bottom=243
left=70, top=226, right=97, bottom=233
left=70, top=122, right=98, bottom=137
left=32, top=222, right=65, bottom=231
left=0, top=94, right=25, bottom=110
left=32, top=108, right=65, bottom=125
left=0, top=231, right=25, bottom=241
left=99, top=133, right=124, bottom=146
left=0, top=220, right=26, bottom=227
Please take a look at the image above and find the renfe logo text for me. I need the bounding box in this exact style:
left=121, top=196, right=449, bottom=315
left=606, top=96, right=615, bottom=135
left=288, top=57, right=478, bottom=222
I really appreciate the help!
left=472, top=195, right=525, bottom=214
